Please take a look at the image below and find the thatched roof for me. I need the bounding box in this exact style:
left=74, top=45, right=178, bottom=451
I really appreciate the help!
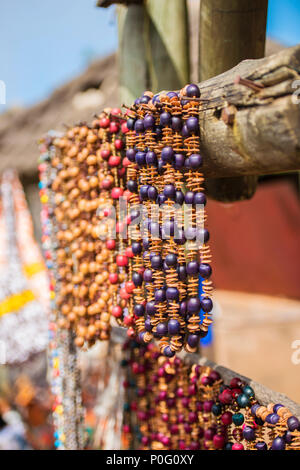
left=0, top=54, right=118, bottom=177
left=0, top=39, right=283, bottom=177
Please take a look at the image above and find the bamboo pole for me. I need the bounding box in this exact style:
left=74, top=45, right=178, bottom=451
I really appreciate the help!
left=199, top=0, right=268, bottom=201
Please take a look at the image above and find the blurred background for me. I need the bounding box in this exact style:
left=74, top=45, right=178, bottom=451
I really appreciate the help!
left=0, top=0, right=299, bottom=449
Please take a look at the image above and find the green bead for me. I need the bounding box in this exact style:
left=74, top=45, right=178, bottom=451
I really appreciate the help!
left=124, top=402, right=130, bottom=412
left=232, top=412, right=244, bottom=426
left=212, top=403, right=222, bottom=416
left=237, top=394, right=250, bottom=408
left=243, top=385, right=254, bottom=398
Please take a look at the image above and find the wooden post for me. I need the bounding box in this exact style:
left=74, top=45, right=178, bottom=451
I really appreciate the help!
left=116, top=0, right=190, bottom=106
left=199, top=0, right=268, bottom=201
left=117, top=4, right=148, bottom=106
left=145, top=0, right=189, bottom=92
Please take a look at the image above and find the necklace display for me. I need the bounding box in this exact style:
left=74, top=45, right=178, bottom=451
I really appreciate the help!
left=122, top=341, right=300, bottom=451
left=39, top=110, right=128, bottom=349
left=123, top=84, right=213, bottom=356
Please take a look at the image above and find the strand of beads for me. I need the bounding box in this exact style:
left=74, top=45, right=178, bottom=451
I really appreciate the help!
left=123, top=83, right=213, bottom=356
left=39, top=110, right=127, bottom=349
left=122, top=341, right=300, bottom=451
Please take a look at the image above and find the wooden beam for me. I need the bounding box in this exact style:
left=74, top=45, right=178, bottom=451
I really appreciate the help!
left=193, top=44, right=300, bottom=178
left=199, top=0, right=268, bottom=201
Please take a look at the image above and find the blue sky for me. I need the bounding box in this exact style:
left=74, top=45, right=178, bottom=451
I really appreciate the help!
left=0, top=0, right=300, bottom=111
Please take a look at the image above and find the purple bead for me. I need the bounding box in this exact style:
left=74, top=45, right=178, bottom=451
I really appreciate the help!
left=273, top=404, right=283, bottom=413
left=138, top=331, right=146, bottom=343
left=186, top=260, right=199, bottom=275
left=143, top=269, right=153, bottom=284
left=284, top=431, right=292, bottom=444
left=161, top=146, right=174, bottom=163
left=134, top=119, right=144, bottom=133
left=171, top=116, right=182, bottom=131
left=189, top=153, right=203, bottom=169
left=174, top=153, right=185, bottom=169
left=182, top=124, right=190, bottom=138
left=194, top=192, right=206, bottom=205
left=156, top=322, right=168, bottom=336
left=132, top=272, right=143, bottom=287
left=140, top=95, right=151, bottom=104
left=186, top=116, right=199, bottom=133
left=162, top=220, right=176, bottom=237
left=266, top=413, right=279, bottom=425
left=148, top=186, right=158, bottom=201
left=271, top=437, right=286, bottom=450
left=163, top=346, right=175, bottom=357
left=145, top=317, right=152, bottom=331
left=126, top=118, right=135, bottom=130
left=180, top=300, right=187, bottom=315
left=255, top=442, right=267, bottom=451
left=146, top=301, right=156, bottom=316
left=201, top=297, right=213, bottom=312
left=185, top=191, right=195, bottom=204
left=157, top=193, right=167, bottom=205
left=166, top=287, right=179, bottom=301
left=177, top=266, right=187, bottom=282
left=126, top=148, right=136, bottom=162
left=143, top=238, right=150, bottom=250
left=135, top=151, right=146, bottom=166
left=187, top=334, right=199, bottom=348
left=175, top=190, right=184, bottom=205
left=168, top=319, right=181, bottom=335
left=167, top=91, right=178, bottom=99
left=186, top=84, right=200, bottom=98
left=139, top=184, right=149, bottom=200
left=134, top=304, right=145, bottom=316
left=243, top=426, right=255, bottom=441
left=187, top=297, right=201, bottom=313
left=197, top=227, right=210, bottom=243
left=127, top=179, right=138, bottom=192
left=160, top=112, right=171, bottom=126
left=151, top=254, right=163, bottom=269
left=131, top=242, right=142, bottom=255
left=163, top=184, right=176, bottom=199
left=199, top=263, right=212, bottom=279
left=185, top=226, right=196, bottom=240
left=288, top=416, right=300, bottom=431
left=155, top=289, right=166, bottom=303
left=144, top=114, right=155, bottom=129
left=146, top=151, right=157, bottom=166
left=165, top=253, right=177, bottom=267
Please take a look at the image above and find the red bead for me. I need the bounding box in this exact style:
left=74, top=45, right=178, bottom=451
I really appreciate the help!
left=122, top=157, right=131, bottom=167
left=125, top=246, right=134, bottom=258
left=125, top=281, right=135, bottom=294
left=101, top=178, right=113, bottom=189
left=109, top=273, right=118, bottom=284
left=219, top=388, right=233, bottom=404
left=112, top=305, right=122, bottom=318
left=121, top=122, right=129, bottom=134
left=123, top=424, right=130, bottom=433
left=100, top=117, right=110, bottom=128
left=116, top=254, right=128, bottom=266
left=106, top=239, right=116, bottom=250
left=118, top=167, right=126, bottom=177
left=103, top=207, right=112, bottom=217
left=109, top=122, right=119, bottom=133
left=111, top=108, right=121, bottom=116
left=127, top=327, right=135, bottom=338
left=124, top=316, right=134, bottom=326
left=120, top=287, right=131, bottom=300
left=232, top=443, right=244, bottom=450
left=123, top=190, right=132, bottom=201
left=221, top=411, right=232, bottom=425
left=213, top=434, right=225, bottom=449
left=126, top=215, right=131, bottom=225
left=116, top=221, right=125, bottom=233
left=230, top=377, right=242, bottom=389
left=108, top=155, right=121, bottom=167
left=132, top=362, right=139, bottom=374
left=114, top=139, right=124, bottom=150
left=101, top=149, right=110, bottom=160
left=111, top=187, right=124, bottom=199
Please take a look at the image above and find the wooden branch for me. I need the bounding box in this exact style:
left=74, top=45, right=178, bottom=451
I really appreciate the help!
left=199, top=0, right=268, bottom=201
left=194, top=44, right=300, bottom=178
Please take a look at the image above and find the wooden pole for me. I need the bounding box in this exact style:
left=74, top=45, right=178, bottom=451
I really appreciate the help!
left=145, top=0, right=189, bottom=92
left=117, top=4, right=148, bottom=106
left=199, top=0, right=268, bottom=201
